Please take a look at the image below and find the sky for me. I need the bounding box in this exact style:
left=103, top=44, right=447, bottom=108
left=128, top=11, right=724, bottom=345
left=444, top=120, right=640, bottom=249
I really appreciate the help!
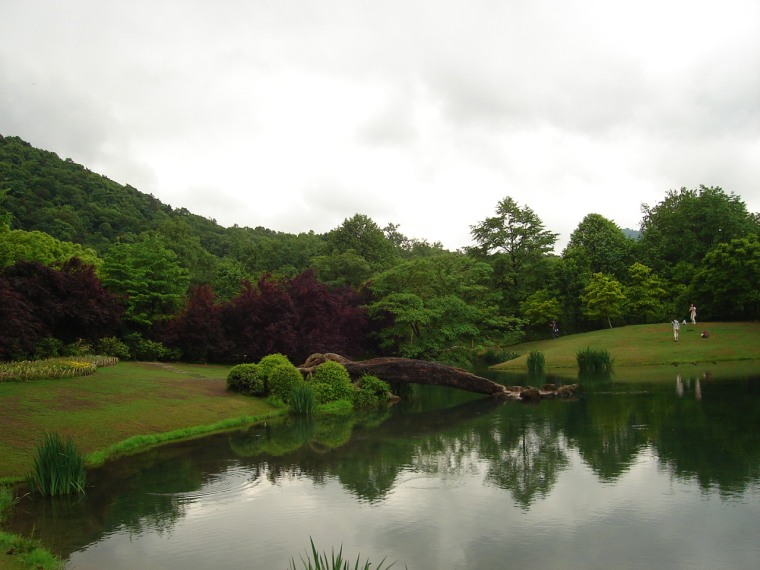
left=1, top=0, right=758, bottom=252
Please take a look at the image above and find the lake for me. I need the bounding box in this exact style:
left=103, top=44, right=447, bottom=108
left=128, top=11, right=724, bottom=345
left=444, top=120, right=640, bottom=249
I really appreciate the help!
left=7, top=362, right=760, bottom=569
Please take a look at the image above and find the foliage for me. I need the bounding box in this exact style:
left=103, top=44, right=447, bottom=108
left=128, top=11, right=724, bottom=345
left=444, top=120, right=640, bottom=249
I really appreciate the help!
left=162, top=283, right=227, bottom=362
left=289, top=383, right=316, bottom=416
left=581, top=273, right=626, bottom=328
left=469, top=196, right=558, bottom=311
left=527, top=350, right=545, bottom=375
left=624, top=262, right=668, bottom=324
left=0, top=227, right=101, bottom=268
left=226, top=363, right=266, bottom=395
left=124, top=333, right=180, bottom=361
left=326, top=213, right=397, bottom=271
left=690, top=234, right=760, bottom=320
left=576, top=347, right=614, bottom=374
left=97, top=336, right=131, bottom=360
left=288, top=537, right=397, bottom=570
left=101, top=234, right=190, bottom=328
left=0, top=357, right=105, bottom=382
left=27, top=432, right=86, bottom=496
left=310, top=361, right=354, bottom=404
left=638, top=185, right=759, bottom=275
left=268, top=362, right=304, bottom=403
left=0, top=259, right=123, bottom=360
left=352, top=374, right=391, bottom=410
left=563, top=213, right=634, bottom=280
left=520, top=289, right=562, bottom=327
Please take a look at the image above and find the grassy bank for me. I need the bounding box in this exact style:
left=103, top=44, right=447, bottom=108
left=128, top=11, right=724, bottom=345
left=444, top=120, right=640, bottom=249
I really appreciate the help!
left=493, top=321, right=760, bottom=373
left=0, top=361, right=283, bottom=483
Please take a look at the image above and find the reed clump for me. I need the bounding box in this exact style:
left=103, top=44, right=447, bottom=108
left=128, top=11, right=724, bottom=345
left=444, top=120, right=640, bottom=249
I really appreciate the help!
left=576, top=347, right=614, bottom=374
left=527, top=350, right=545, bottom=375
left=290, top=383, right=316, bottom=417
left=26, top=432, right=87, bottom=496
left=288, top=537, right=398, bottom=570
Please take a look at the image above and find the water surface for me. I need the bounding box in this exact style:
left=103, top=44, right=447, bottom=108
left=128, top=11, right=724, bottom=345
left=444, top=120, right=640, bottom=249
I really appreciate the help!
left=8, top=363, right=760, bottom=569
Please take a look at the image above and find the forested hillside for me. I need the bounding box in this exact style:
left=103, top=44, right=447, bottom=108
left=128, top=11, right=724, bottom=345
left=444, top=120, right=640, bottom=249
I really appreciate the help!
left=1, top=134, right=759, bottom=366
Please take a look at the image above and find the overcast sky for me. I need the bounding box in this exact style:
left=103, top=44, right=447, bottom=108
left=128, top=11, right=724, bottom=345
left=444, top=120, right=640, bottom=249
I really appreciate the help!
left=2, top=1, right=758, bottom=252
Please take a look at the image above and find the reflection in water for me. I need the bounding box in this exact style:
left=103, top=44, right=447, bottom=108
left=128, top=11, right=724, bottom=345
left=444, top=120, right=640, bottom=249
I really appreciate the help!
left=6, top=368, right=760, bottom=569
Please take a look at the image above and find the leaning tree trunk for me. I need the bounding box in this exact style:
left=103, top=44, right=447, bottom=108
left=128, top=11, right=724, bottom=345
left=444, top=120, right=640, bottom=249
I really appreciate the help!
left=297, top=353, right=578, bottom=402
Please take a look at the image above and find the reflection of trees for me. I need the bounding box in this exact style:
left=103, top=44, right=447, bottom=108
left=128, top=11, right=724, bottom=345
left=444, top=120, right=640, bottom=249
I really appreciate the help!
left=486, top=421, right=568, bottom=509
left=651, top=377, right=760, bottom=496
left=564, top=395, right=649, bottom=481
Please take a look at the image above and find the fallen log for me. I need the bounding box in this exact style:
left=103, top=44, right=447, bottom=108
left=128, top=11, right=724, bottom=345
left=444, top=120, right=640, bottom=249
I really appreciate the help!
left=298, top=353, right=578, bottom=402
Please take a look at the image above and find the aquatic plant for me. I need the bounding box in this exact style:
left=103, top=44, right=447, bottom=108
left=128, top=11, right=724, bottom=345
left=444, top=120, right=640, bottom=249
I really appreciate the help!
left=527, top=350, right=545, bottom=375
left=289, top=383, right=316, bottom=417
left=288, top=537, right=398, bottom=570
left=576, top=347, right=614, bottom=373
left=26, top=432, right=86, bottom=496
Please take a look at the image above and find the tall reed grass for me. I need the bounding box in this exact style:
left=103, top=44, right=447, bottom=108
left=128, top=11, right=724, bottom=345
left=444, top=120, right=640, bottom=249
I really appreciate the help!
left=576, top=347, right=614, bottom=374
left=290, top=383, right=316, bottom=417
left=527, top=350, right=545, bottom=375
left=26, top=432, right=87, bottom=496
left=288, top=538, right=398, bottom=570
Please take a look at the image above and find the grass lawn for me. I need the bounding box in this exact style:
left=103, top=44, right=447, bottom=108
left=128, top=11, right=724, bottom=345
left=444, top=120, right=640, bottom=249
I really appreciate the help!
left=493, top=321, right=760, bottom=374
left=0, top=361, right=282, bottom=483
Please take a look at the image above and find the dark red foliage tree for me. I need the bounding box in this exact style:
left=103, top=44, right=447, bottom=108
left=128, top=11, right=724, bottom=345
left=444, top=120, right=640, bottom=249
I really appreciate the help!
left=222, top=275, right=299, bottom=362
left=162, top=284, right=228, bottom=362
left=0, top=277, right=42, bottom=360
left=0, top=259, right=123, bottom=355
left=286, top=270, right=368, bottom=361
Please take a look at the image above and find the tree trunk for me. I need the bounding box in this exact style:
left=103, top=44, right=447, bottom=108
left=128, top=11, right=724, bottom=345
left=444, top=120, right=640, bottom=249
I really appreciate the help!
left=298, top=353, right=578, bottom=402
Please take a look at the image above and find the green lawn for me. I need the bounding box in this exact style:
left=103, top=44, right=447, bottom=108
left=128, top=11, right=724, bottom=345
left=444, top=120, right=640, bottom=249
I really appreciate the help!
left=0, top=361, right=282, bottom=482
left=493, top=321, right=760, bottom=373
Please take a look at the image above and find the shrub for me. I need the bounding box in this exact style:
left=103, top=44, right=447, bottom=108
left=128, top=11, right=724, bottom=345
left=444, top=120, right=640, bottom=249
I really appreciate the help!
left=576, top=347, right=614, bottom=374
left=352, top=374, right=391, bottom=410
left=97, top=336, right=131, bottom=360
left=124, top=333, right=180, bottom=361
left=290, top=383, right=316, bottom=417
left=310, top=361, right=354, bottom=404
left=33, top=337, right=65, bottom=360
left=268, top=362, right=304, bottom=403
left=26, top=432, right=86, bottom=496
left=527, top=350, right=545, bottom=375
left=227, top=363, right=266, bottom=395
left=258, top=353, right=292, bottom=379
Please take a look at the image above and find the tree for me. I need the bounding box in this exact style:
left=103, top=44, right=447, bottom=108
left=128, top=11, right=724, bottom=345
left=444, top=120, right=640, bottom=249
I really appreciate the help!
left=624, top=262, right=668, bottom=324
left=563, top=214, right=633, bottom=280
left=581, top=273, right=626, bottom=328
left=162, top=284, right=227, bottom=362
left=0, top=228, right=101, bottom=269
left=638, top=186, right=759, bottom=275
left=100, top=235, right=190, bottom=328
left=469, top=197, right=558, bottom=312
left=520, top=289, right=562, bottom=329
left=690, top=235, right=760, bottom=320
left=326, top=214, right=397, bottom=271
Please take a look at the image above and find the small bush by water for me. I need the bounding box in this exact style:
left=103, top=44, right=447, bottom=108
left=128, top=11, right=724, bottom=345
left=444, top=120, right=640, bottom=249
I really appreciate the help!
left=310, top=361, right=354, bottom=404
left=227, top=363, right=267, bottom=395
left=288, top=537, right=398, bottom=570
left=576, top=347, right=614, bottom=373
left=27, top=432, right=86, bottom=496
left=269, top=362, right=305, bottom=403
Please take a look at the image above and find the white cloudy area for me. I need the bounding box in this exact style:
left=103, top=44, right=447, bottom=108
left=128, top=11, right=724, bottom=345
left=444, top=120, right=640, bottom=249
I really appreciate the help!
left=1, top=0, right=758, bottom=252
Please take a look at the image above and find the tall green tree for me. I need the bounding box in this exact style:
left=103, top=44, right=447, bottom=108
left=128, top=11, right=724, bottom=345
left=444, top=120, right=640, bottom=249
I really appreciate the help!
left=582, top=273, right=626, bottom=328
left=563, top=213, right=634, bottom=280
left=327, top=214, right=397, bottom=271
left=624, top=262, right=668, bottom=324
left=690, top=234, right=760, bottom=320
left=469, top=197, right=558, bottom=313
left=101, top=234, right=190, bottom=328
left=638, top=185, right=759, bottom=275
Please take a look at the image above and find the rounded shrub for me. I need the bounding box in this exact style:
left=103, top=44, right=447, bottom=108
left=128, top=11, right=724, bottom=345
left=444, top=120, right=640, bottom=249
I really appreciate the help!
left=310, top=360, right=354, bottom=404
left=258, top=353, right=292, bottom=379
left=227, top=363, right=266, bottom=395
left=268, top=362, right=304, bottom=403
left=352, top=374, right=391, bottom=410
